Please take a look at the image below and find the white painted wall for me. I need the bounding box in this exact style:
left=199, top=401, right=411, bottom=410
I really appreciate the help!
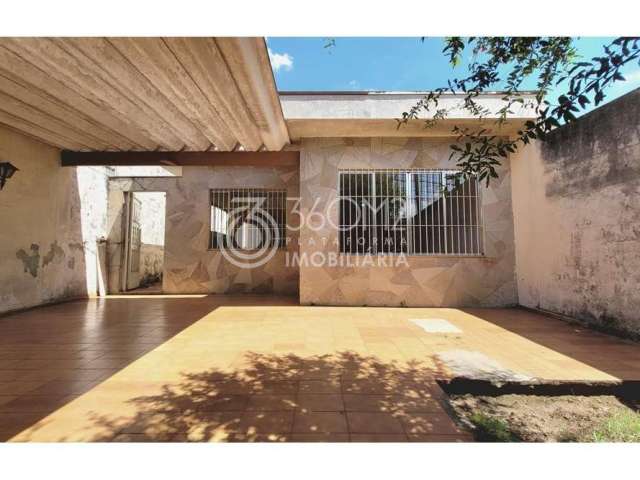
left=280, top=92, right=537, bottom=119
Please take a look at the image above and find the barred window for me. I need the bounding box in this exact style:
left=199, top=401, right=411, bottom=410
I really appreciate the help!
left=338, top=169, right=483, bottom=255
left=210, top=189, right=286, bottom=250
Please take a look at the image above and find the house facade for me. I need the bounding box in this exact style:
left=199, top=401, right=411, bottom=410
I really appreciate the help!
left=101, top=91, right=531, bottom=308
left=1, top=38, right=639, bottom=336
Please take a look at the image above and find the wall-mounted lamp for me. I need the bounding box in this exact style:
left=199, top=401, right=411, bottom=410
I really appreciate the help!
left=0, top=162, right=19, bottom=190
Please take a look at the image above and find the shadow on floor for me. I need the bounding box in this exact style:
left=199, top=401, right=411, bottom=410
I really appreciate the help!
left=60, top=351, right=461, bottom=442
left=0, top=295, right=298, bottom=441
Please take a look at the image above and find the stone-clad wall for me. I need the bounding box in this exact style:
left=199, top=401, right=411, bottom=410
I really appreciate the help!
left=109, top=165, right=299, bottom=295
left=298, top=137, right=517, bottom=307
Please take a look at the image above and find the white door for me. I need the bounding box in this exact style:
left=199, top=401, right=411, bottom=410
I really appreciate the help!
left=125, top=195, right=142, bottom=290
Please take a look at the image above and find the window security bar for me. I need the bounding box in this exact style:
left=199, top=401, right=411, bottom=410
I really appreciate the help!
left=338, top=169, right=484, bottom=256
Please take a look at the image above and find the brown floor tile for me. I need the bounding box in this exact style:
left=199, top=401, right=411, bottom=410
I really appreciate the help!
left=299, top=379, right=341, bottom=394
left=343, top=394, right=443, bottom=413
left=0, top=396, right=17, bottom=407
left=117, top=416, right=175, bottom=435
left=343, top=394, right=392, bottom=413
left=29, top=379, right=103, bottom=396
left=0, top=371, right=23, bottom=382
left=207, top=381, right=254, bottom=395
left=349, top=433, right=408, bottom=442
left=299, top=366, right=342, bottom=380
left=408, top=433, right=473, bottom=442
left=7, top=359, right=57, bottom=370
left=97, top=351, right=146, bottom=361
left=239, top=411, right=294, bottom=435
left=80, top=358, right=134, bottom=370
left=196, top=394, right=249, bottom=412
left=246, top=394, right=296, bottom=411
left=14, top=369, right=69, bottom=383
left=112, top=432, right=178, bottom=442
left=342, top=379, right=397, bottom=395
left=178, top=412, right=245, bottom=441
left=290, top=433, right=350, bottom=442
left=0, top=382, right=45, bottom=396
left=0, top=412, right=44, bottom=441
left=226, top=433, right=290, bottom=442
left=398, top=413, right=465, bottom=436
left=171, top=431, right=291, bottom=442
left=251, top=381, right=298, bottom=395
left=346, top=412, right=405, bottom=434
left=296, top=394, right=344, bottom=412
left=0, top=394, right=77, bottom=412
left=293, top=411, right=348, bottom=434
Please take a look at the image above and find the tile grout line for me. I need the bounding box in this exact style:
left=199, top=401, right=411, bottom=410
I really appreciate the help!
left=290, top=378, right=300, bottom=438
left=339, top=372, right=353, bottom=442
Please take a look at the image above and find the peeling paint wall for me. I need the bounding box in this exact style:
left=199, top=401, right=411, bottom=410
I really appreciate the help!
left=511, top=88, right=640, bottom=336
left=0, top=126, right=109, bottom=314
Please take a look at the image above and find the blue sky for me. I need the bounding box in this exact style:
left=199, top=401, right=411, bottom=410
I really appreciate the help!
left=267, top=37, right=640, bottom=114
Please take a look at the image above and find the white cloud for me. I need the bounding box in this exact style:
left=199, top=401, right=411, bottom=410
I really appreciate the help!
left=348, top=80, right=360, bottom=89
left=268, top=48, right=293, bottom=72
left=622, top=69, right=640, bottom=83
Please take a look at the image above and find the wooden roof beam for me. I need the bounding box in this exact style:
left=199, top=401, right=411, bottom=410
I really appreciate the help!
left=60, top=150, right=300, bottom=167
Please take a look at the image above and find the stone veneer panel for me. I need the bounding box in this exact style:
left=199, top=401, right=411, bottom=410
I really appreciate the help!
left=109, top=165, right=299, bottom=295
left=298, top=137, right=517, bottom=307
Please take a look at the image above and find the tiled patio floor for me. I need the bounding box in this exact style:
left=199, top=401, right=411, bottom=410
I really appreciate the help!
left=1, top=295, right=639, bottom=442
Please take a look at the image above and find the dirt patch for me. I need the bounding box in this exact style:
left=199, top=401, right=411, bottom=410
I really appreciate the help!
left=448, top=394, right=639, bottom=442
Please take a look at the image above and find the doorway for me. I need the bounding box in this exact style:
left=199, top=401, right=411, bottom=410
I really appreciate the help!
left=122, top=191, right=166, bottom=294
